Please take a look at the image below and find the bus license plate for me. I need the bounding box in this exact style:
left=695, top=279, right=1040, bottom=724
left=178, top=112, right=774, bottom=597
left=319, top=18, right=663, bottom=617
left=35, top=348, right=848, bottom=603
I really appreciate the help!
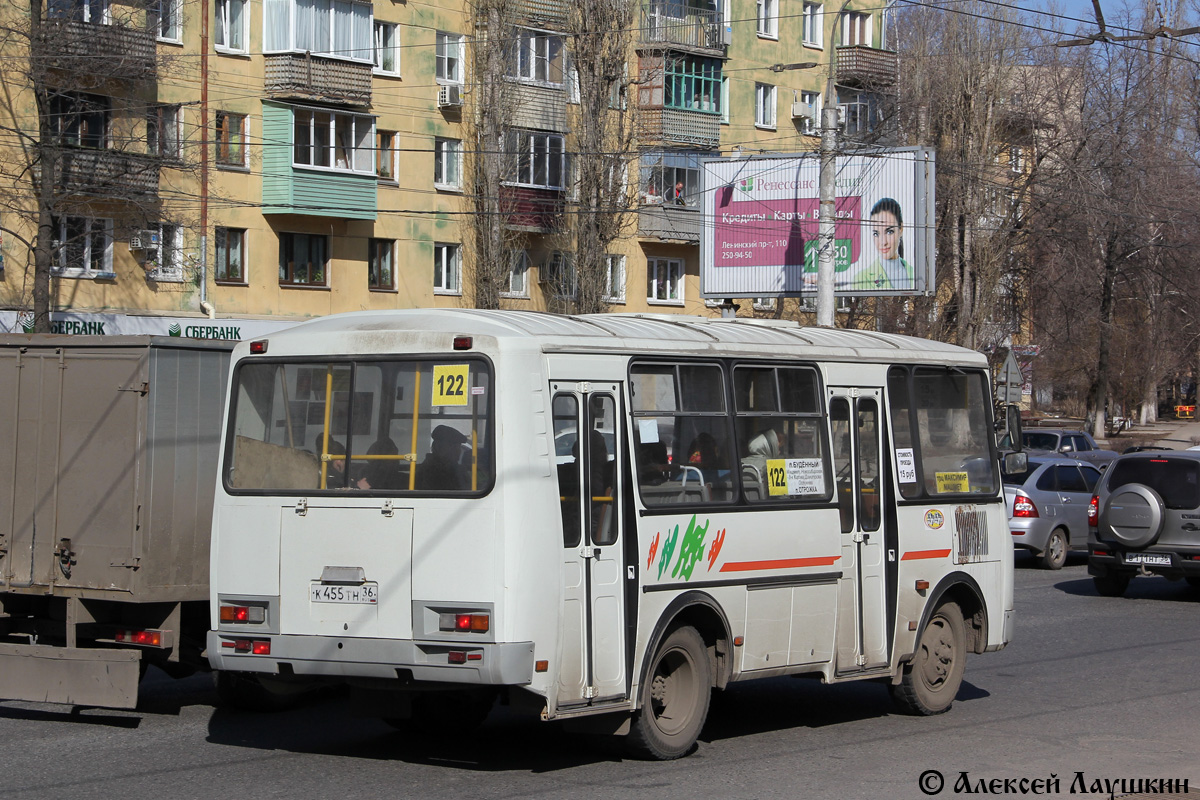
left=310, top=583, right=379, bottom=604
left=1124, top=553, right=1170, bottom=566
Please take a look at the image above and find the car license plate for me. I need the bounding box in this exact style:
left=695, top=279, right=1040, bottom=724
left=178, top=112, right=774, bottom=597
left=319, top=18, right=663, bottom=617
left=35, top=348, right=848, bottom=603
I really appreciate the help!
left=1123, top=553, right=1170, bottom=566
left=310, top=582, right=378, bottom=604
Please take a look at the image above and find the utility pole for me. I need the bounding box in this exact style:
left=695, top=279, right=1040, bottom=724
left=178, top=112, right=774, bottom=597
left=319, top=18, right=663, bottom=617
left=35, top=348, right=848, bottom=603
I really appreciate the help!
left=816, top=0, right=853, bottom=328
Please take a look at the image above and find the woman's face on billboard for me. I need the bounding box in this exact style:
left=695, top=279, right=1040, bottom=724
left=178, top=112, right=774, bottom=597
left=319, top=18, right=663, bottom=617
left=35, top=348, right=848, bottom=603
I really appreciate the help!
left=871, top=210, right=901, bottom=260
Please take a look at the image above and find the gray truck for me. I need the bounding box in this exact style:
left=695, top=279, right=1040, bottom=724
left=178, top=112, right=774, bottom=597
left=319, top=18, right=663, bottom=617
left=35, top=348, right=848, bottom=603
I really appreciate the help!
left=0, top=335, right=232, bottom=708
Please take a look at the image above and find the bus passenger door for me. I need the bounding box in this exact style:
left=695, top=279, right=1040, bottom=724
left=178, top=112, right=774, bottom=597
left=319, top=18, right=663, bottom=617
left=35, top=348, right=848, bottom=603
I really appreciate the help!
left=829, top=389, right=890, bottom=673
left=552, top=383, right=627, bottom=709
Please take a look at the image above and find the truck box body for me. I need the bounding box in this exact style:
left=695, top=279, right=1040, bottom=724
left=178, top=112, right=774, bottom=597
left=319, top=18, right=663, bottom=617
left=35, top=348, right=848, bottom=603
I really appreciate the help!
left=0, top=335, right=232, bottom=707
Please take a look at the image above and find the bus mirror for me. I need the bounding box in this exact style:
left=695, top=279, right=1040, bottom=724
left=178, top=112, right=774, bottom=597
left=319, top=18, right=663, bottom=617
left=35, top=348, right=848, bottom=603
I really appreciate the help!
left=1004, top=450, right=1028, bottom=474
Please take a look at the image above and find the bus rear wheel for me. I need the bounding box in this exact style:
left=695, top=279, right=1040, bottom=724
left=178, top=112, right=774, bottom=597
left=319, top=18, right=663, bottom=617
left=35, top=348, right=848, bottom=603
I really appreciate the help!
left=891, top=601, right=966, bottom=716
left=627, top=625, right=711, bottom=760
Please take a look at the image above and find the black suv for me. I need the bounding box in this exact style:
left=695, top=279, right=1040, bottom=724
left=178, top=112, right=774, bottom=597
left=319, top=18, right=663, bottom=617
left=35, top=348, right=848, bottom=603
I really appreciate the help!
left=1088, top=451, right=1200, bottom=596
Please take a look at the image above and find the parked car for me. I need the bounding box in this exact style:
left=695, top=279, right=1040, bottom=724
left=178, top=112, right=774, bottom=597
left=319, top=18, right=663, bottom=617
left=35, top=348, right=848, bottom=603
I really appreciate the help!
left=1015, top=428, right=1118, bottom=469
left=1004, top=456, right=1104, bottom=569
left=1088, top=451, right=1200, bottom=596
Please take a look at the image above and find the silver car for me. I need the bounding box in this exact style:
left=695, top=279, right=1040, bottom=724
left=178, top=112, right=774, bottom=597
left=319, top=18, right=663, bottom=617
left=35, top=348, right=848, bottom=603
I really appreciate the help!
left=1004, top=456, right=1105, bottom=569
left=1020, top=428, right=1117, bottom=469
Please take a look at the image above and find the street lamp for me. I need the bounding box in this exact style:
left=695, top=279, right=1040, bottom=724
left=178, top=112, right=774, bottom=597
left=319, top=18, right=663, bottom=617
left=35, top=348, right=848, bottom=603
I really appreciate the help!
left=768, top=62, right=819, bottom=73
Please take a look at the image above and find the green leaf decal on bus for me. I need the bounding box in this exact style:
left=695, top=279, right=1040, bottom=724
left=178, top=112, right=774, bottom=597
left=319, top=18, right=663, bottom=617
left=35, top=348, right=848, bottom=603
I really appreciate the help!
left=672, top=515, right=710, bottom=581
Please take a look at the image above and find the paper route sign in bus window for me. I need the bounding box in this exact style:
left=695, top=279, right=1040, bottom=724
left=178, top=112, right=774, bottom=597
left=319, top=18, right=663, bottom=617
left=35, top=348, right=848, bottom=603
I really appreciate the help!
left=432, top=364, right=470, bottom=406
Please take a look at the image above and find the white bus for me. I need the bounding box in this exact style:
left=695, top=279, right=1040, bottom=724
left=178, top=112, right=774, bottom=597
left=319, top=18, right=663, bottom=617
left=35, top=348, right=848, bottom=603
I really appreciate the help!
left=208, top=310, right=1015, bottom=759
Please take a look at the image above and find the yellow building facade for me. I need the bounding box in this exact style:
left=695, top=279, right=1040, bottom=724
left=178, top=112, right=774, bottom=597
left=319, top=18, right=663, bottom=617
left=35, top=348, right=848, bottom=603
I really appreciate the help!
left=0, top=0, right=897, bottom=333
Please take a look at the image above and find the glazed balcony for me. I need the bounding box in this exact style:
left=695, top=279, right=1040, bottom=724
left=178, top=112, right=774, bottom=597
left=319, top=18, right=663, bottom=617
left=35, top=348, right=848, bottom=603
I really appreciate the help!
left=265, top=53, right=373, bottom=108
left=638, top=107, right=721, bottom=150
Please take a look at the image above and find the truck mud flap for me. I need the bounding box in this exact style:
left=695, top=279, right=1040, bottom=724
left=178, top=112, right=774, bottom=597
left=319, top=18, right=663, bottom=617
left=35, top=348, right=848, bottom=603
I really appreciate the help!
left=0, top=643, right=141, bottom=709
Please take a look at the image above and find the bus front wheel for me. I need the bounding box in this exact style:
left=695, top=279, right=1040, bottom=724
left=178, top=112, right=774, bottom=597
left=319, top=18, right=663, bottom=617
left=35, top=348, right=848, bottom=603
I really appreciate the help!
left=891, top=601, right=966, bottom=716
left=627, top=625, right=711, bottom=760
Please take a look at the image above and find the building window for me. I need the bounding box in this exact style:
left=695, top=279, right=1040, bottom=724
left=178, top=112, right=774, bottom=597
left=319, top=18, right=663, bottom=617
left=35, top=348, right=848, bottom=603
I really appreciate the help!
left=215, top=227, right=246, bottom=283
left=376, top=129, right=396, bottom=180
left=215, top=0, right=248, bottom=52
left=434, top=243, right=461, bottom=294
left=647, top=257, right=684, bottom=303
left=1010, top=146, right=1025, bottom=172
left=373, top=22, right=399, bottom=74
left=798, top=91, right=821, bottom=134
left=665, top=55, right=722, bottom=115
left=47, top=0, right=108, bottom=24
left=512, top=28, right=564, bottom=84
left=293, top=108, right=374, bottom=174
left=605, top=255, right=626, bottom=303
left=543, top=251, right=576, bottom=298
left=841, top=11, right=871, bottom=46
left=641, top=151, right=706, bottom=207
left=755, top=83, right=776, bottom=129
left=51, top=216, right=112, bottom=278
left=436, top=32, right=464, bottom=83
left=149, top=0, right=181, bottom=41
left=146, top=223, right=184, bottom=282
left=434, top=138, right=462, bottom=189
left=147, top=105, right=182, bottom=159
left=214, top=111, right=246, bottom=167
left=264, top=0, right=373, bottom=62
left=279, top=232, right=328, bottom=286
left=369, top=238, right=395, bottom=290
left=508, top=130, right=564, bottom=189
left=50, top=93, right=108, bottom=149
left=838, top=89, right=877, bottom=136
left=803, top=3, right=822, bottom=46
left=756, top=0, right=777, bottom=38
left=752, top=296, right=777, bottom=311
left=502, top=250, right=530, bottom=298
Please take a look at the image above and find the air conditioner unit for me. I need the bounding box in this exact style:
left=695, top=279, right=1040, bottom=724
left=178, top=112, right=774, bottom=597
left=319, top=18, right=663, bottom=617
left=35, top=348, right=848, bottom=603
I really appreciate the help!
left=129, top=230, right=160, bottom=250
left=437, top=84, right=463, bottom=108
left=721, top=26, right=733, bottom=46
left=791, top=102, right=815, bottom=122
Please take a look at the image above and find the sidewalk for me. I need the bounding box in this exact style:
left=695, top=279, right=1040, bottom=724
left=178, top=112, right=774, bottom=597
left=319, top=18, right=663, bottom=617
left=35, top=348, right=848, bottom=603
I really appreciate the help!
left=1095, top=418, right=1200, bottom=451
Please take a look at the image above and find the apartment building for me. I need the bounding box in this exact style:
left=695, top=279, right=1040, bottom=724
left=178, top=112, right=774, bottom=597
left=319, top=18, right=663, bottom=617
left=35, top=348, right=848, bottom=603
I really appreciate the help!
left=0, top=0, right=897, bottom=333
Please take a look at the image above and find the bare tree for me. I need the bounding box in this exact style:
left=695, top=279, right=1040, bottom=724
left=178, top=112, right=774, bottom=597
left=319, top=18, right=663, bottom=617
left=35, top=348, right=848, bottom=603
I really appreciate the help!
left=0, top=0, right=191, bottom=331
left=566, top=0, right=637, bottom=315
left=465, top=0, right=522, bottom=310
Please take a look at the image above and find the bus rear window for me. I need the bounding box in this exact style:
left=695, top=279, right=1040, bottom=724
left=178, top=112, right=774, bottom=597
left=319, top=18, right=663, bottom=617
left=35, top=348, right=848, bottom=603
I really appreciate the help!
left=225, top=358, right=492, bottom=494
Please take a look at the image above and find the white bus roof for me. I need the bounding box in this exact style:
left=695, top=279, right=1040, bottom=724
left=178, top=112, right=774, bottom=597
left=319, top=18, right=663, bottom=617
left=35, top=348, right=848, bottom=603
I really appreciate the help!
left=254, top=310, right=987, bottom=367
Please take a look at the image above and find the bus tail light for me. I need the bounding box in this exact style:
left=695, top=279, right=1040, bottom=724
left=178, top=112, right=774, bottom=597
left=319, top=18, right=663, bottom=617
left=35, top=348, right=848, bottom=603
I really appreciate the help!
left=220, top=604, right=265, bottom=624
left=440, top=613, right=489, bottom=633
left=1013, top=495, right=1038, bottom=518
left=453, top=336, right=473, bottom=350
left=1088, top=495, right=1099, bottom=527
left=224, top=638, right=271, bottom=654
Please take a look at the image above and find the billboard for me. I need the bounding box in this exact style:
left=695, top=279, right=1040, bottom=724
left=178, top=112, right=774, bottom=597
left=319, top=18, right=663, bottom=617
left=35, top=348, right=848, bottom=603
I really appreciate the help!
left=701, top=147, right=935, bottom=298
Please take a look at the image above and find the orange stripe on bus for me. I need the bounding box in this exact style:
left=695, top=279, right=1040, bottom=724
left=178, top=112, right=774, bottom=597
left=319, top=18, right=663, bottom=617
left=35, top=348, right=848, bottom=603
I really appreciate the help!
left=720, top=556, right=840, bottom=572
left=901, top=549, right=951, bottom=561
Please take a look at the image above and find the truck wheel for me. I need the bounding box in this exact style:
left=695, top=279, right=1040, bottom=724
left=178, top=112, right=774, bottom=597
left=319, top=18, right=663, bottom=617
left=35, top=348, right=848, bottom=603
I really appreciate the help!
left=1093, top=570, right=1131, bottom=597
left=891, top=601, right=966, bottom=716
left=1040, top=528, right=1068, bottom=570
left=214, top=671, right=301, bottom=712
left=627, top=625, right=711, bottom=760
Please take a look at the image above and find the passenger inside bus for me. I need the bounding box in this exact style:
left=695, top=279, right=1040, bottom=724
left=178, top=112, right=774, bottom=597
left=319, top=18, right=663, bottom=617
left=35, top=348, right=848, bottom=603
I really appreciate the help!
left=362, top=436, right=403, bottom=490
left=415, top=425, right=468, bottom=490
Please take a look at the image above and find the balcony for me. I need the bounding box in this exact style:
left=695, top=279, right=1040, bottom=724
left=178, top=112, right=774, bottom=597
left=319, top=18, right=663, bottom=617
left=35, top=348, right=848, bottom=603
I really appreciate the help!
left=638, top=203, right=700, bottom=243
left=32, top=20, right=156, bottom=84
left=511, top=83, right=569, bottom=133
left=639, top=4, right=725, bottom=55
left=265, top=54, right=372, bottom=108
left=514, top=0, right=568, bottom=27
left=638, top=107, right=721, bottom=149
left=503, top=187, right=564, bottom=232
left=835, top=46, right=898, bottom=88
left=55, top=149, right=159, bottom=197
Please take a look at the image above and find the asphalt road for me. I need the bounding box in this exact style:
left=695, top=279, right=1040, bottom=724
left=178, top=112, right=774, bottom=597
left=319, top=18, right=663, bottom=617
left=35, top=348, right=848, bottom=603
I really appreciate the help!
left=2, top=552, right=1197, bottom=800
